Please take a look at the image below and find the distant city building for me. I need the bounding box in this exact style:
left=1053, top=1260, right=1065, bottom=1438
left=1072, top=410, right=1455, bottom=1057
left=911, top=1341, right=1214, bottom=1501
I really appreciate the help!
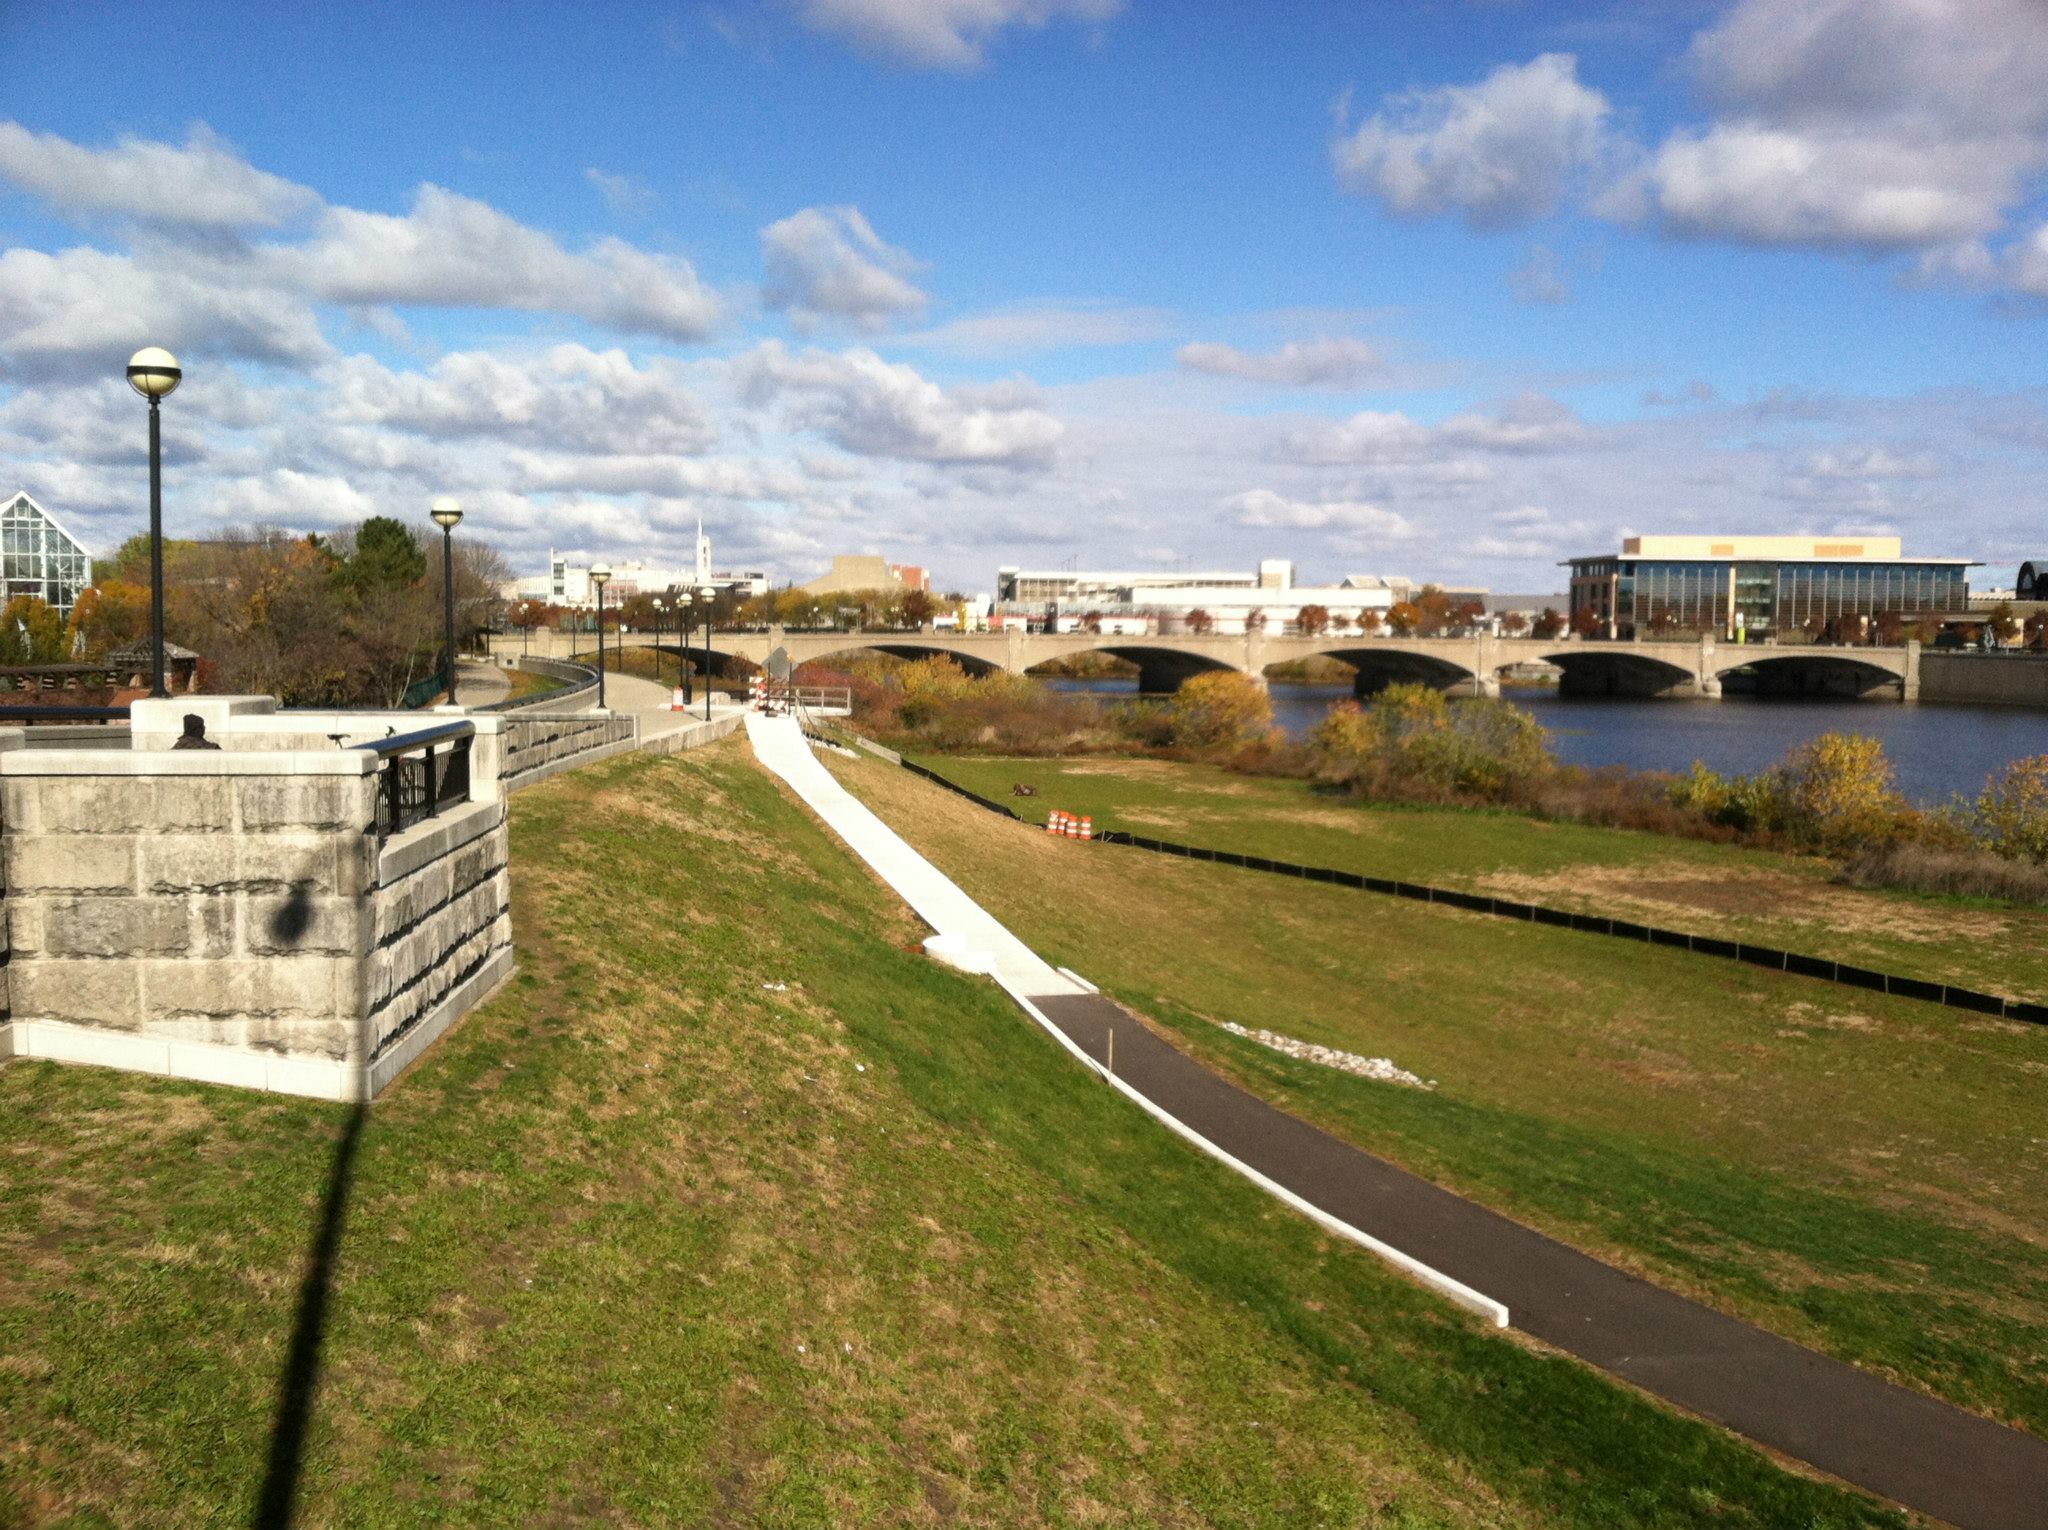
left=501, top=521, right=768, bottom=608
left=802, top=555, right=930, bottom=596
left=1565, top=535, right=1976, bottom=640
left=2019, top=561, right=2048, bottom=601
left=1, top=491, right=92, bottom=617
left=996, top=559, right=1427, bottom=633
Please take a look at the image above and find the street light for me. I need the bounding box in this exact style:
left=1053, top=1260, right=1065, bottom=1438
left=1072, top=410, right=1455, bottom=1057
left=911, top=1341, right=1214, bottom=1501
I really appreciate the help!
left=651, top=595, right=668, bottom=688
left=430, top=497, right=463, bottom=704
left=126, top=346, right=181, bottom=698
left=676, top=590, right=695, bottom=704
left=589, top=563, right=611, bottom=711
left=697, top=583, right=717, bottom=721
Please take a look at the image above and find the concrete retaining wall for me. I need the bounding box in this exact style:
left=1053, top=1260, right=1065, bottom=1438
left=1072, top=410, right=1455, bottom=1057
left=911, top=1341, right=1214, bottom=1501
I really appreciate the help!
left=500, top=712, right=639, bottom=790
left=1919, top=652, right=2048, bottom=708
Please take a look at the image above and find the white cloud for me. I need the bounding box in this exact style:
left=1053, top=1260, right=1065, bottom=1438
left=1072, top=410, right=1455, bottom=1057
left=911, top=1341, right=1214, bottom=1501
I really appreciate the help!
left=1801, top=445, right=1935, bottom=479
left=738, top=341, right=1063, bottom=467
left=1175, top=337, right=1386, bottom=388
left=322, top=345, right=716, bottom=455
left=1224, top=489, right=1415, bottom=538
left=586, top=167, right=656, bottom=217
left=278, top=185, right=724, bottom=340
left=1616, top=0, right=2048, bottom=255
left=793, top=0, right=1122, bottom=70
left=897, top=301, right=1173, bottom=355
left=1333, top=54, right=1612, bottom=228
left=1277, top=394, right=1587, bottom=465
left=0, top=244, right=332, bottom=379
left=0, top=120, right=317, bottom=228
left=759, top=205, right=926, bottom=330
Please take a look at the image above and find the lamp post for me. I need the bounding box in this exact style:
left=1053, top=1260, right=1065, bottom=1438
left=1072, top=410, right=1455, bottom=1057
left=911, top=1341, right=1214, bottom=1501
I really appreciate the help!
left=126, top=346, right=182, bottom=698
left=430, top=497, right=463, bottom=704
left=589, top=563, right=611, bottom=711
left=676, top=591, right=695, bottom=703
left=651, top=596, right=667, bottom=688
left=697, top=583, right=717, bottom=721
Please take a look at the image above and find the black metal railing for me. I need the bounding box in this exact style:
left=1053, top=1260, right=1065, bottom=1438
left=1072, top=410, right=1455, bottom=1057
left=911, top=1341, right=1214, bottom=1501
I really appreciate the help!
left=480, top=657, right=600, bottom=712
left=354, top=721, right=475, bottom=842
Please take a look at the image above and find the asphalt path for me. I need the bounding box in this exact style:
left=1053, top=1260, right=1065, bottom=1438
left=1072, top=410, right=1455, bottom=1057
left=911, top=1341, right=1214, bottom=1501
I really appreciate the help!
left=1029, top=992, right=2048, bottom=1530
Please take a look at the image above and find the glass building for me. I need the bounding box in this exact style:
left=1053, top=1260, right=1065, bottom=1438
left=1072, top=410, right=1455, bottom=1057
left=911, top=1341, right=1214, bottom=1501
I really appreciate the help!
left=1565, top=536, right=1974, bottom=640
left=1, top=492, right=92, bottom=617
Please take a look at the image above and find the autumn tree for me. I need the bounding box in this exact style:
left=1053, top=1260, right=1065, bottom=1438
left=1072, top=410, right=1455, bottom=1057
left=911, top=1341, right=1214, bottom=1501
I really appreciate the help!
left=1500, top=610, right=1529, bottom=637
left=902, top=589, right=938, bottom=627
left=0, top=596, right=67, bottom=663
left=1166, top=671, right=1273, bottom=751
left=1385, top=601, right=1421, bottom=636
left=1296, top=604, right=1329, bottom=637
left=1183, top=607, right=1214, bottom=634
left=1568, top=606, right=1603, bottom=639
left=1970, top=755, right=2048, bottom=862
left=64, top=580, right=152, bottom=658
left=1532, top=607, right=1566, bottom=639
left=1356, top=608, right=1383, bottom=635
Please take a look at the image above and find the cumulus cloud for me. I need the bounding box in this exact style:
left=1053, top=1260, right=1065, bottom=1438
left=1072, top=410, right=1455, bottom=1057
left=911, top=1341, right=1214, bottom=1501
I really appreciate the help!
left=279, top=186, right=724, bottom=340
left=1175, top=337, right=1386, bottom=388
left=1224, top=488, right=1414, bottom=538
left=0, top=245, right=332, bottom=380
left=737, top=341, right=1063, bottom=467
left=1333, top=54, right=1612, bottom=228
left=793, top=0, right=1122, bottom=70
left=1801, top=445, right=1936, bottom=479
left=322, top=345, right=717, bottom=455
left=1277, top=394, right=1587, bottom=465
left=898, top=302, right=1173, bottom=355
left=1614, top=0, right=2048, bottom=255
left=760, top=205, right=926, bottom=330
left=1509, top=244, right=1568, bottom=304
left=0, top=120, right=317, bottom=228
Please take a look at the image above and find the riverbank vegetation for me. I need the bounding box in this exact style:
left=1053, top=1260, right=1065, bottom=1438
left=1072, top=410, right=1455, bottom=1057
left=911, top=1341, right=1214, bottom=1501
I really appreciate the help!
left=0, top=744, right=1902, bottom=1527
left=815, top=656, right=2048, bottom=901
left=829, top=748, right=2048, bottom=1438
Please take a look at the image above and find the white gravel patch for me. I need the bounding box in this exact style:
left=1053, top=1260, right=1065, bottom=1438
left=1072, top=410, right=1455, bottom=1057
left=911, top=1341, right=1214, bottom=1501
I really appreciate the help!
left=1216, top=1021, right=1433, bottom=1089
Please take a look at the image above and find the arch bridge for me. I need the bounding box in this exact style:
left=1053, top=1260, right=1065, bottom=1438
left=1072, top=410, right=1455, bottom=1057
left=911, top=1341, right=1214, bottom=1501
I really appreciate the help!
left=640, top=629, right=1922, bottom=703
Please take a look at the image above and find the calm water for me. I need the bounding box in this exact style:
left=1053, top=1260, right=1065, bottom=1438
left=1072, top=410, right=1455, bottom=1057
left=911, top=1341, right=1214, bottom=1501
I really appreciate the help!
left=1046, top=678, right=2048, bottom=803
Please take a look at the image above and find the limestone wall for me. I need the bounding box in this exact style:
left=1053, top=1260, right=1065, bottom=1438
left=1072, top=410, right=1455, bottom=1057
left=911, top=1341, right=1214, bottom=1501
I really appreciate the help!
left=1919, top=652, right=2048, bottom=708
left=500, top=712, right=638, bottom=789
left=0, top=743, right=512, bottom=1100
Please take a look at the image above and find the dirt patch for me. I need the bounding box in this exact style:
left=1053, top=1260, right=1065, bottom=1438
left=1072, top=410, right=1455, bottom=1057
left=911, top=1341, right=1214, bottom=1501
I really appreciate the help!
left=1054, top=760, right=1257, bottom=794
left=1474, top=862, right=2015, bottom=948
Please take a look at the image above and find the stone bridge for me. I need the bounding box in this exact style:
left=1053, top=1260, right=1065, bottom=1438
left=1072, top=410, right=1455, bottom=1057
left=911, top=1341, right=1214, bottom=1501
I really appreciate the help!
left=576, top=628, right=1922, bottom=702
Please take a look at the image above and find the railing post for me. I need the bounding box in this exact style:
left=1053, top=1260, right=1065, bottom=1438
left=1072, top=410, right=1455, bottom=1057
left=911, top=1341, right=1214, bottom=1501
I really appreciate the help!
left=423, top=745, right=439, bottom=819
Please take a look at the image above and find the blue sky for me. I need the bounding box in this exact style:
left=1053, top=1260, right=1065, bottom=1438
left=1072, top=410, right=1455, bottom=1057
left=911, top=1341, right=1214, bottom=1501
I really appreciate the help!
left=3, top=0, right=2045, bottom=594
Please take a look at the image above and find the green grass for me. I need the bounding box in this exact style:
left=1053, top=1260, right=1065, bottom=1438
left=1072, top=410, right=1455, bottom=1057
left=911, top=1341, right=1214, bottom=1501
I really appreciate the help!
left=831, top=748, right=2048, bottom=1437
left=0, top=744, right=1911, bottom=1527
left=912, top=751, right=2048, bottom=1002
left=571, top=645, right=743, bottom=691
left=502, top=665, right=568, bottom=701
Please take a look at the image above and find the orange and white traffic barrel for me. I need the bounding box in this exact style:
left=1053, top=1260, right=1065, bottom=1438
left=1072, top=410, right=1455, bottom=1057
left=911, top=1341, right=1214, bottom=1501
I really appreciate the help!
left=1079, top=816, right=1093, bottom=840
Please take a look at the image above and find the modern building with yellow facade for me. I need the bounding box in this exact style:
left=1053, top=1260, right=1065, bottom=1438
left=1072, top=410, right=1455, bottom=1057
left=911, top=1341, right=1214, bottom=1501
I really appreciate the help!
left=1566, top=535, right=1976, bottom=640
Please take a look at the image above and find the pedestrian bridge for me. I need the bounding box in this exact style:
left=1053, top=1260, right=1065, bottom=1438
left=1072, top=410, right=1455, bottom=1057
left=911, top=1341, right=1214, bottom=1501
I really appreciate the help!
left=610, top=628, right=1923, bottom=702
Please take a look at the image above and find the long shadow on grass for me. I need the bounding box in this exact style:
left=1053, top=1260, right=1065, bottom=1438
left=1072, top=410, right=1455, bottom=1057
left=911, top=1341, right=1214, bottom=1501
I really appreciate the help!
left=253, top=1101, right=366, bottom=1529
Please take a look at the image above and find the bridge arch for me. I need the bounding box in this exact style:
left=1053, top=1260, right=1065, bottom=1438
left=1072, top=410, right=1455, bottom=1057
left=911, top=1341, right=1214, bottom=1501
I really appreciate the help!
left=786, top=641, right=1008, bottom=679
left=1538, top=648, right=1699, bottom=699
left=1312, top=646, right=1477, bottom=698
left=1090, top=644, right=1241, bottom=693
left=1714, top=653, right=1904, bottom=699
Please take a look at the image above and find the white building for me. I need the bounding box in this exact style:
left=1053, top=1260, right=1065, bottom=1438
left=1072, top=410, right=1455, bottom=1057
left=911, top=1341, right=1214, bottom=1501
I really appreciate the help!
left=502, top=521, right=768, bottom=608
left=996, top=558, right=1418, bottom=634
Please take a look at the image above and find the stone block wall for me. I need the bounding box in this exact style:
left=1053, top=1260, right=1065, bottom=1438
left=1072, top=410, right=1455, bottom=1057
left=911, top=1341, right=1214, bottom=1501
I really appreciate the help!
left=500, top=713, right=637, bottom=789
left=1, top=743, right=512, bottom=1100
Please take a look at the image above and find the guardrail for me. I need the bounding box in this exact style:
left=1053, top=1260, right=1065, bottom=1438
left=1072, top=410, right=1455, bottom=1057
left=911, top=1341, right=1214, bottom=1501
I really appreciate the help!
left=875, top=745, right=2048, bottom=1029
left=353, top=720, right=475, bottom=842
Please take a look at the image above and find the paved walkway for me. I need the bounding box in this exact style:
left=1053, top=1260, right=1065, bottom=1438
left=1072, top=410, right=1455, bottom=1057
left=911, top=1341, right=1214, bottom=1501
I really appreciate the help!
left=747, top=712, right=2048, bottom=1528
left=453, top=662, right=510, bottom=707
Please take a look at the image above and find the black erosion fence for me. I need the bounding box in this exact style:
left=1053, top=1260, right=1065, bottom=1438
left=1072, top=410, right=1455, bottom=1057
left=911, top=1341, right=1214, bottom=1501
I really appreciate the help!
left=871, top=743, right=2048, bottom=1029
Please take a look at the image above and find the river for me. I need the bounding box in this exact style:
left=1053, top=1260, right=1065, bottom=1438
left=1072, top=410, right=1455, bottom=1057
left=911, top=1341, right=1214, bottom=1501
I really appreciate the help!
left=1045, top=678, right=2048, bottom=803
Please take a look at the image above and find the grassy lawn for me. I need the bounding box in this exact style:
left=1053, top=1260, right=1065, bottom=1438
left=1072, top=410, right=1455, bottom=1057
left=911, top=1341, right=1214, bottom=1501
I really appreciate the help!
left=0, top=743, right=1923, bottom=1526
left=910, top=751, right=2048, bottom=1003
left=572, top=645, right=744, bottom=692
left=829, top=748, right=2048, bottom=1439
left=501, top=665, right=569, bottom=701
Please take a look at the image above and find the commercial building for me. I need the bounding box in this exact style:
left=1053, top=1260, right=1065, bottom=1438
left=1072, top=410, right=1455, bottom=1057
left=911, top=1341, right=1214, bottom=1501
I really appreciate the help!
left=1, top=491, right=92, bottom=617
left=993, top=560, right=1433, bottom=633
left=501, top=521, right=768, bottom=608
left=1565, top=535, right=1975, bottom=640
left=801, top=555, right=930, bottom=596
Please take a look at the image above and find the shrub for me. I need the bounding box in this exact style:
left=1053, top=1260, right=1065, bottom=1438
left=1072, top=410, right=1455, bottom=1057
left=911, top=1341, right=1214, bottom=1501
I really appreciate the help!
left=1309, top=683, right=1552, bottom=801
left=1968, top=755, right=2048, bottom=863
left=1775, top=731, right=1907, bottom=850
left=1166, top=671, right=1274, bottom=751
left=1836, top=841, right=2048, bottom=906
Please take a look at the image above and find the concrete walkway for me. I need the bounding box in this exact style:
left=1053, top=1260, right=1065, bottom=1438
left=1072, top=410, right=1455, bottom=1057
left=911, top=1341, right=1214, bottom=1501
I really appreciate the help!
left=745, top=712, right=2048, bottom=1529
left=746, top=714, right=1080, bottom=997
left=453, top=662, right=511, bottom=707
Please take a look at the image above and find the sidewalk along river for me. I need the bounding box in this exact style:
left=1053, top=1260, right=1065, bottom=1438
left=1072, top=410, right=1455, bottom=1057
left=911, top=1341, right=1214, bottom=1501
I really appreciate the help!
left=1044, top=678, right=2048, bottom=805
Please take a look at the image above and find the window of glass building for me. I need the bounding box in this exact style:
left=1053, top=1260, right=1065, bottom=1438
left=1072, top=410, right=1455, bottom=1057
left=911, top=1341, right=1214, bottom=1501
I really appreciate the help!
left=0, top=493, right=92, bottom=617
